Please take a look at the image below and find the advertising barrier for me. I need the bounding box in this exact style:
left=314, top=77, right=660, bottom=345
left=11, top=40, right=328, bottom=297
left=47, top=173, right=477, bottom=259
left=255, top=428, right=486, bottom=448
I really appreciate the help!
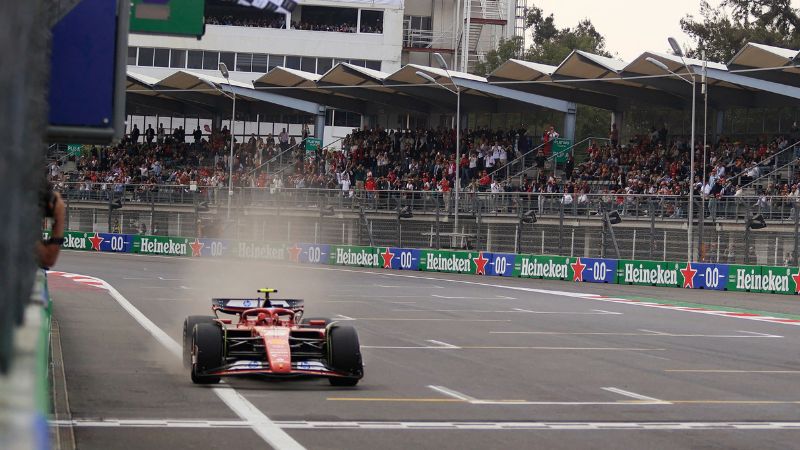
left=53, top=230, right=800, bottom=296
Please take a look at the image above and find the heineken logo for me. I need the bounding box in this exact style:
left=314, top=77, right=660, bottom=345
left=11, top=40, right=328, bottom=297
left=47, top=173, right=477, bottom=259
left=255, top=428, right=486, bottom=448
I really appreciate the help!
left=520, top=257, right=569, bottom=278
left=63, top=234, right=88, bottom=250
left=624, top=263, right=677, bottom=285
left=238, top=242, right=284, bottom=260
left=426, top=253, right=471, bottom=272
left=140, top=237, right=187, bottom=255
left=735, top=269, right=789, bottom=292
left=335, top=248, right=378, bottom=266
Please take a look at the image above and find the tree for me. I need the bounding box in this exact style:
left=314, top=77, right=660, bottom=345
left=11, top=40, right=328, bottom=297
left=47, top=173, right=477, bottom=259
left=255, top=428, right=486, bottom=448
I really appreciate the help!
left=474, top=36, right=524, bottom=77
left=681, top=0, right=800, bottom=62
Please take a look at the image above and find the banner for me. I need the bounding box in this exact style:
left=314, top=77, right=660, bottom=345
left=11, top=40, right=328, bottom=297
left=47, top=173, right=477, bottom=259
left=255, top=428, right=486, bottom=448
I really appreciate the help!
left=617, top=260, right=681, bottom=287
left=98, top=233, right=134, bottom=253
left=487, top=253, right=516, bottom=277
left=726, top=265, right=763, bottom=293
left=680, top=262, right=728, bottom=291
left=132, top=235, right=191, bottom=257
left=236, top=241, right=287, bottom=260
left=379, top=247, right=421, bottom=271
left=330, top=245, right=380, bottom=267
left=575, top=258, right=617, bottom=283
left=236, top=0, right=298, bottom=15
left=420, top=250, right=490, bottom=275
left=289, top=243, right=330, bottom=264
left=755, top=266, right=799, bottom=295
left=514, top=255, right=574, bottom=280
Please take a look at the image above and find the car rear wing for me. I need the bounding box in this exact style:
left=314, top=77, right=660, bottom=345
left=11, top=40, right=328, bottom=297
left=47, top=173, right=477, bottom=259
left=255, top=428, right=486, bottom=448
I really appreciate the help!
left=212, top=298, right=305, bottom=315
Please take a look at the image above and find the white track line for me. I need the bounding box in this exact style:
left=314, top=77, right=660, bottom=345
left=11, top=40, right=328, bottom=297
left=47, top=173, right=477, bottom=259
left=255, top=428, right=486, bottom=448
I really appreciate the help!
left=56, top=272, right=304, bottom=450
left=427, top=385, right=476, bottom=402
left=602, top=387, right=671, bottom=404
left=51, top=419, right=800, bottom=430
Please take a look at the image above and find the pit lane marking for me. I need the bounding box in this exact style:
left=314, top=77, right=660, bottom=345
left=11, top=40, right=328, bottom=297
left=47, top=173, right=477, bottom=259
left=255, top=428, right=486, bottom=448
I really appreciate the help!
left=424, top=385, right=670, bottom=406
left=50, top=419, right=800, bottom=430
left=490, top=330, right=783, bottom=338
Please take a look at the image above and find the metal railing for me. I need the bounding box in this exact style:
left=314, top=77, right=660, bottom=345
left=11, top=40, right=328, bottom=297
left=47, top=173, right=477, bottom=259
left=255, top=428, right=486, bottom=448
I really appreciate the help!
left=729, top=139, right=800, bottom=189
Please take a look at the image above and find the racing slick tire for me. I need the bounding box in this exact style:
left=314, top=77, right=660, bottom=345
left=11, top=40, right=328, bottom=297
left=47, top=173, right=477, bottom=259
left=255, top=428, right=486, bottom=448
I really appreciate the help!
left=327, top=325, right=363, bottom=386
left=300, top=317, right=332, bottom=327
left=183, top=316, right=216, bottom=368
left=191, top=323, right=224, bottom=384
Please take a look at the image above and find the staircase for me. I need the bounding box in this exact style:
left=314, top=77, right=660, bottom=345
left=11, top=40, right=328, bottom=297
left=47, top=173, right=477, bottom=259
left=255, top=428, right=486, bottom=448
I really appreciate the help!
left=457, top=0, right=509, bottom=72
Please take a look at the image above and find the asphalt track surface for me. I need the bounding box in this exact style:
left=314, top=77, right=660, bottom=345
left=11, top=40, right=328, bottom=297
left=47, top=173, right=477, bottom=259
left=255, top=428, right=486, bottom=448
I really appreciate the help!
left=49, top=251, right=800, bottom=450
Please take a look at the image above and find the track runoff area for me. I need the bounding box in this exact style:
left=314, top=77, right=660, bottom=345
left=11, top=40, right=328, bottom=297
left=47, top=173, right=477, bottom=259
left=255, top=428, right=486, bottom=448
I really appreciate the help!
left=49, top=251, right=800, bottom=450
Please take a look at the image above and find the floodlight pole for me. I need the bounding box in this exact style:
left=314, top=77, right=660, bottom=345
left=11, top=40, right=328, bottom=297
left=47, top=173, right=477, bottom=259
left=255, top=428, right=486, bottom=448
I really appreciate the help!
left=220, top=64, right=237, bottom=221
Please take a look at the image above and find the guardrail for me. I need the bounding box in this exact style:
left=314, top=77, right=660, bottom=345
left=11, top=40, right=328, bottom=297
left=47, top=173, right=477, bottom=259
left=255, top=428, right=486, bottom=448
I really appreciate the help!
left=52, top=231, right=800, bottom=296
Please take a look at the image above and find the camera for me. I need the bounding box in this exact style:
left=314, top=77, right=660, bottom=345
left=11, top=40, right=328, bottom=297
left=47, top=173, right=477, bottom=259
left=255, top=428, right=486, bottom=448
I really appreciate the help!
left=39, top=181, right=56, bottom=218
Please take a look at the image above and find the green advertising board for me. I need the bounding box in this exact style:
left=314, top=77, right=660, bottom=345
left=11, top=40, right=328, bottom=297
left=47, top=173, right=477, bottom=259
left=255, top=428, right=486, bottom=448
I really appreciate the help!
left=617, top=260, right=681, bottom=287
left=329, top=245, right=380, bottom=267
left=420, top=250, right=479, bottom=274
left=726, top=265, right=763, bottom=293
left=552, top=138, right=572, bottom=163
left=305, top=138, right=322, bottom=160
left=67, top=144, right=83, bottom=157
left=236, top=241, right=287, bottom=261
left=727, top=265, right=799, bottom=295
left=60, top=231, right=92, bottom=251
left=130, top=0, right=205, bottom=37
left=514, top=255, right=575, bottom=280
left=132, top=235, right=191, bottom=257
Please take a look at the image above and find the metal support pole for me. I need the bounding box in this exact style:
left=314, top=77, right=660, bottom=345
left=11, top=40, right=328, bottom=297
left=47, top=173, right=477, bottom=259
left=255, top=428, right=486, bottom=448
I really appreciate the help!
left=558, top=203, right=564, bottom=256
left=744, top=203, right=751, bottom=265
left=649, top=199, right=656, bottom=259
left=794, top=202, right=799, bottom=267
left=227, top=88, right=237, bottom=221
left=454, top=89, right=461, bottom=236
left=688, top=75, right=696, bottom=262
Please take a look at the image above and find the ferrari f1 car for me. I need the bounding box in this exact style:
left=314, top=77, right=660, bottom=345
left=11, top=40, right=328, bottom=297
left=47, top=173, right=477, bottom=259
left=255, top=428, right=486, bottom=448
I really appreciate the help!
left=183, top=288, right=363, bottom=386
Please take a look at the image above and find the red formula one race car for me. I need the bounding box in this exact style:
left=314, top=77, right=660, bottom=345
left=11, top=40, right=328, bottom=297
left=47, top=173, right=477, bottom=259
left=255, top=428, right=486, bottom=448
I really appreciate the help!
left=183, top=288, right=363, bottom=386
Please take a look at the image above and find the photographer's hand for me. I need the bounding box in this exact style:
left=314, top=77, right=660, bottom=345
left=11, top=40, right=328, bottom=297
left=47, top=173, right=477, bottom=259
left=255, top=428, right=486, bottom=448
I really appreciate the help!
left=37, top=192, right=66, bottom=268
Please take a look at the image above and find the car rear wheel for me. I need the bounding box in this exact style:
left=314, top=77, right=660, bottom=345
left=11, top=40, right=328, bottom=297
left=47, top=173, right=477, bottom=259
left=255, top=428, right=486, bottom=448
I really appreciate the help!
left=183, top=316, right=215, bottom=368
left=191, top=323, right=223, bottom=384
left=327, top=325, right=362, bottom=386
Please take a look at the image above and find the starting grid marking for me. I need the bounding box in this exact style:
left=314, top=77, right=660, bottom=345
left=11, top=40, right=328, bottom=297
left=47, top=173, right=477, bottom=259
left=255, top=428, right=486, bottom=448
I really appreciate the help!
left=49, top=419, right=800, bottom=431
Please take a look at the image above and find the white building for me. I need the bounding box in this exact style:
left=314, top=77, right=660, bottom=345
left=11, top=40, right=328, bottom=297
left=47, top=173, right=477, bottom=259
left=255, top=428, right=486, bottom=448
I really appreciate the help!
left=126, top=0, right=524, bottom=144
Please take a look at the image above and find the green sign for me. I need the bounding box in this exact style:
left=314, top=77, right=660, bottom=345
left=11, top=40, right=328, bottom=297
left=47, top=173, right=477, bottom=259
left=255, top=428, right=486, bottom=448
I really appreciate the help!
left=61, top=231, right=92, bottom=250
left=726, top=265, right=763, bottom=292
left=515, top=255, right=575, bottom=280
left=130, top=0, right=205, bottom=37
left=727, top=265, right=799, bottom=295
left=552, top=138, right=572, bottom=163
left=330, top=246, right=380, bottom=267
left=133, top=235, right=191, bottom=256
left=236, top=241, right=287, bottom=261
left=617, top=260, right=681, bottom=287
left=420, top=250, right=480, bottom=274
left=67, top=144, right=83, bottom=157
left=305, top=138, right=322, bottom=152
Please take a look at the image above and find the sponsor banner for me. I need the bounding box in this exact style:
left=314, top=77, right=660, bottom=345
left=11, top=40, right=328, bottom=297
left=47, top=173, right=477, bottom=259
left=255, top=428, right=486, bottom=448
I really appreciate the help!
left=514, top=255, right=574, bottom=280
left=420, top=250, right=491, bottom=275
left=575, top=258, right=617, bottom=283
left=726, top=265, right=763, bottom=293
left=379, top=247, right=421, bottom=271
left=487, top=253, right=516, bottom=277
left=617, top=260, right=681, bottom=287
left=98, top=233, right=134, bottom=253
left=61, top=231, right=92, bottom=251
left=756, top=266, right=800, bottom=295
left=236, top=241, right=287, bottom=260
left=132, top=235, right=191, bottom=257
left=329, top=245, right=380, bottom=267
left=196, top=238, right=232, bottom=258
left=288, top=243, right=330, bottom=264
left=679, top=262, right=729, bottom=291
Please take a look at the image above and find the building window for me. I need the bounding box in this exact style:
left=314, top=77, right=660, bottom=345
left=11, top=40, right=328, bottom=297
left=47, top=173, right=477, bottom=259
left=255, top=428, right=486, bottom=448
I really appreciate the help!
left=365, top=60, right=381, bottom=71
left=202, top=51, right=219, bottom=70
left=137, top=47, right=154, bottom=66
left=154, top=48, right=170, bottom=67
left=350, top=59, right=366, bottom=68
left=187, top=50, right=203, bottom=69
left=403, top=16, right=433, bottom=48
left=252, top=53, right=268, bottom=73
left=170, top=49, right=186, bottom=68
left=236, top=53, right=252, bottom=72
left=300, top=57, right=315, bottom=73
left=299, top=6, right=358, bottom=33
left=268, top=55, right=284, bottom=71
left=220, top=52, right=235, bottom=71
left=127, top=47, right=137, bottom=65
left=286, top=56, right=301, bottom=70
left=360, top=10, right=383, bottom=33
left=317, top=57, right=333, bottom=74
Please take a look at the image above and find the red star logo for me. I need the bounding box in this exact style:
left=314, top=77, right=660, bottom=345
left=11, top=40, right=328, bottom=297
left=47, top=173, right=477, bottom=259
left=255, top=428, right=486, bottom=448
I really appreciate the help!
left=792, top=270, right=800, bottom=294
left=287, top=245, right=302, bottom=263
left=571, top=258, right=586, bottom=282
left=88, top=233, right=104, bottom=251
left=473, top=252, right=489, bottom=275
left=381, top=248, right=395, bottom=269
left=190, top=238, right=204, bottom=257
left=680, top=262, right=698, bottom=289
